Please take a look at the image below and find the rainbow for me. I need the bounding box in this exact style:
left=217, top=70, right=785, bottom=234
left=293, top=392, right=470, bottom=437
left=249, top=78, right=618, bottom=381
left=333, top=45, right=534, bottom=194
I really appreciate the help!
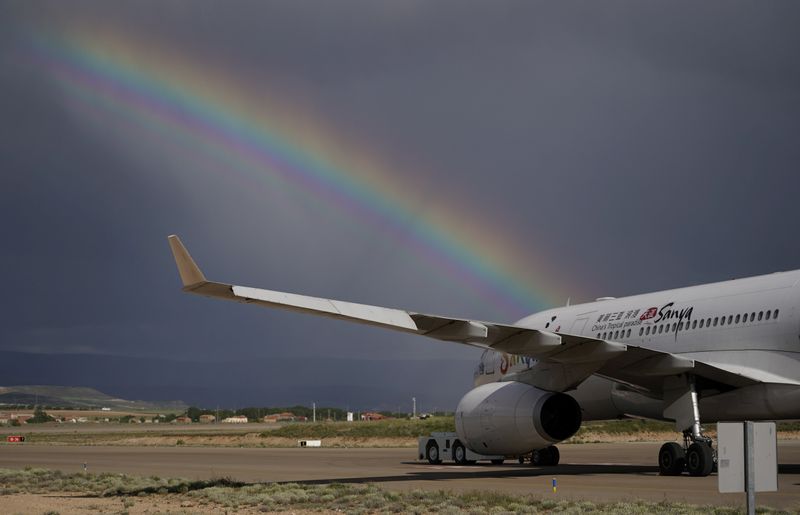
left=22, top=25, right=583, bottom=318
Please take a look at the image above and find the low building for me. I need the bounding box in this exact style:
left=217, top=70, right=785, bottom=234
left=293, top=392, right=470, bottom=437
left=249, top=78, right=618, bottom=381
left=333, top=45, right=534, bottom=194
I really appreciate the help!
left=221, top=415, right=248, bottom=424
left=263, top=412, right=307, bottom=423
left=13, top=414, right=34, bottom=424
left=174, top=416, right=192, bottom=424
left=360, top=412, right=388, bottom=421
left=198, top=414, right=216, bottom=424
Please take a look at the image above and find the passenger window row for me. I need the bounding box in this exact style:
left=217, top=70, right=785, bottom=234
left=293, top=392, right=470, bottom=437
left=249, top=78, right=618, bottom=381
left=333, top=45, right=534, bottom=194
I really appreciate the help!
left=595, top=309, right=779, bottom=341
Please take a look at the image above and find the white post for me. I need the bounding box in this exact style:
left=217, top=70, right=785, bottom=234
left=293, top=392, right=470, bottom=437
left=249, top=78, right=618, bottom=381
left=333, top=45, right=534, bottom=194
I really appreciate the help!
left=312, top=403, right=316, bottom=423
left=412, top=397, right=416, bottom=419
left=745, top=421, right=755, bottom=515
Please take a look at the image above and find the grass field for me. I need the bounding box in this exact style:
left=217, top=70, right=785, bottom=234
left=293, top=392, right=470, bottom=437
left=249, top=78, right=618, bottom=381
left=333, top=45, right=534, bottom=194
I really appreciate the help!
left=263, top=416, right=455, bottom=438
left=2, top=418, right=798, bottom=448
left=1, top=467, right=789, bottom=514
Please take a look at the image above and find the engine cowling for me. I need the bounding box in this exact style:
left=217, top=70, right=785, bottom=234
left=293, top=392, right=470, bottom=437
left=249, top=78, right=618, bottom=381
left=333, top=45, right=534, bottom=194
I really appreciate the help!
left=455, top=381, right=582, bottom=455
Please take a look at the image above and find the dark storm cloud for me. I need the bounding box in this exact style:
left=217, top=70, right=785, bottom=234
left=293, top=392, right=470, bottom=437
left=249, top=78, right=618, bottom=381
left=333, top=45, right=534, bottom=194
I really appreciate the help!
left=2, top=1, right=799, bottom=406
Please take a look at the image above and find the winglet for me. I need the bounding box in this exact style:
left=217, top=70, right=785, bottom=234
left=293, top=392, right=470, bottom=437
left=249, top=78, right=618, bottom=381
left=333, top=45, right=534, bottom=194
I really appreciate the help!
left=167, top=235, right=207, bottom=287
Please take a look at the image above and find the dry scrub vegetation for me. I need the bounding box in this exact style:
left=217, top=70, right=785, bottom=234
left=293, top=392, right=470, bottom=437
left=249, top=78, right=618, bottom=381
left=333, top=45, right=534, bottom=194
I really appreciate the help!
left=6, top=418, right=800, bottom=448
left=1, top=468, right=789, bottom=514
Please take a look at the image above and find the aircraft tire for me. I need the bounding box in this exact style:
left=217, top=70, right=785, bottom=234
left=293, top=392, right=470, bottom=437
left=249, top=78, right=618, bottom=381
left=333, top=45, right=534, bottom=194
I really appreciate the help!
left=491, top=459, right=505, bottom=465
left=686, top=442, right=713, bottom=477
left=453, top=441, right=468, bottom=465
left=531, top=446, right=559, bottom=466
left=426, top=441, right=442, bottom=465
left=658, top=442, right=686, bottom=476
left=548, top=445, right=560, bottom=466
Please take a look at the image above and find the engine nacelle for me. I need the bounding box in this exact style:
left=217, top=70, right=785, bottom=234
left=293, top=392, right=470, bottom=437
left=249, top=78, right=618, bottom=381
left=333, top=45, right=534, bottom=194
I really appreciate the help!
left=455, top=381, right=582, bottom=455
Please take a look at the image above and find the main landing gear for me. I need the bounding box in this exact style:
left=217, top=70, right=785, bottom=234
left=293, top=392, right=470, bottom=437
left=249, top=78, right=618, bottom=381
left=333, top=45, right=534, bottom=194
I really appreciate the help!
left=658, top=432, right=714, bottom=477
left=658, top=375, right=716, bottom=477
left=530, top=445, right=560, bottom=466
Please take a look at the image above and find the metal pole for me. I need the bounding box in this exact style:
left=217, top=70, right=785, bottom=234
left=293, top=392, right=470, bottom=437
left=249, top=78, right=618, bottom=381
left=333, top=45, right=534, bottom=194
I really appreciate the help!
left=312, top=403, right=316, bottom=423
left=745, top=421, right=755, bottom=515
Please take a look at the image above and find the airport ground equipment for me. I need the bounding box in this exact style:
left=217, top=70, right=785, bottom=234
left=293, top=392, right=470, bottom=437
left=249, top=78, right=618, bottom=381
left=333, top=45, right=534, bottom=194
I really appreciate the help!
left=419, top=432, right=505, bottom=465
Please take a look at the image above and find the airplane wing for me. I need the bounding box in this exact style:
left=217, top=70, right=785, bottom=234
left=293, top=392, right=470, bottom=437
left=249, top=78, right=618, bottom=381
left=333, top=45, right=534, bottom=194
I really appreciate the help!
left=168, top=235, right=766, bottom=393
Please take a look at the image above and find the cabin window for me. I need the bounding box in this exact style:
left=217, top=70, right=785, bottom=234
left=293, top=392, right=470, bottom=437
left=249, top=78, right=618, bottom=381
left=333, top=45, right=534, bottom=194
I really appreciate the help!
left=765, top=311, right=771, bottom=320
left=720, top=317, right=725, bottom=326
left=758, top=311, right=763, bottom=321
left=706, top=318, right=711, bottom=327
left=699, top=319, right=704, bottom=328
left=692, top=320, right=697, bottom=329
left=639, top=328, right=644, bottom=336
left=660, top=325, right=665, bottom=334
left=597, top=333, right=601, bottom=338
left=612, top=331, right=617, bottom=339
left=735, top=314, right=740, bottom=323
left=713, top=317, right=718, bottom=327
left=750, top=313, right=756, bottom=322
left=774, top=309, right=780, bottom=319
left=645, top=326, right=650, bottom=335
left=626, top=329, right=631, bottom=337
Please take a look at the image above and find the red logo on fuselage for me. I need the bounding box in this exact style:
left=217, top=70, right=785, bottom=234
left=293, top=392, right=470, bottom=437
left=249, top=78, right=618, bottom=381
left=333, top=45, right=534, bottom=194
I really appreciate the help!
left=640, top=307, right=658, bottom=321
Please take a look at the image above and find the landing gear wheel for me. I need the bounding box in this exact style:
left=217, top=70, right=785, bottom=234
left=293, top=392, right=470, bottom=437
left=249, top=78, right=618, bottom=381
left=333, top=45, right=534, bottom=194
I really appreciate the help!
left=426, top=441, right=441, bottom=465
left=548, top=446, right=560, bottom=466
left=531, top=446, right=560, bottom=466
left=453, top=442, right=468, bottom=465
left=658, top=442, right=686, bottom=476
left=491, top=459, right=505, bottom=465
left=686, top=442, right=713, bottom=477
left=518, top=456, right=526, bottom=464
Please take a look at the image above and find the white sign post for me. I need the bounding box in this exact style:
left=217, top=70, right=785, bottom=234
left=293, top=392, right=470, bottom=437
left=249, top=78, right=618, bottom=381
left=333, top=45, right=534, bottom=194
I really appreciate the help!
left=717, top=421, right=777, bottom=515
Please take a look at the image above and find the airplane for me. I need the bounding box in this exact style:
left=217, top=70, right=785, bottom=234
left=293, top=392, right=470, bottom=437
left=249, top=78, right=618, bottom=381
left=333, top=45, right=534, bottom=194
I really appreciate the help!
left=168, top=235, right=800, bottom=477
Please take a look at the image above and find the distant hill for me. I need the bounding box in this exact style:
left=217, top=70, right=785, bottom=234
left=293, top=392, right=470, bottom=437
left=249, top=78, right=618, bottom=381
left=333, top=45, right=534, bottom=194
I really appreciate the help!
left=0, top=385, right=186, bottom=411
left=0, top=351, right=476, bottom=410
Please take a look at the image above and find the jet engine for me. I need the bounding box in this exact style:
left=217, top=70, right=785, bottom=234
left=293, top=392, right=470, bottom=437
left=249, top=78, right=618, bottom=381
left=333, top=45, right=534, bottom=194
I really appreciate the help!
left=455, top=381, right=582, bottom=455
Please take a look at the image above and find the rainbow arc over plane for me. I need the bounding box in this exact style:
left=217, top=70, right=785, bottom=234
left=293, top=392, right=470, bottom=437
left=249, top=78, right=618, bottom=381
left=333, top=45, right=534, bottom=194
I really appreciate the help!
left=22, top=25, right=583, bottom=318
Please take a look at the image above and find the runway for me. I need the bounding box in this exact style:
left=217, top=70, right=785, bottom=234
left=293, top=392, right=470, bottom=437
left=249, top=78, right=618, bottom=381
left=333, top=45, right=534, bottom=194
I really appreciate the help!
left=2, top=442, right=799, bottom=509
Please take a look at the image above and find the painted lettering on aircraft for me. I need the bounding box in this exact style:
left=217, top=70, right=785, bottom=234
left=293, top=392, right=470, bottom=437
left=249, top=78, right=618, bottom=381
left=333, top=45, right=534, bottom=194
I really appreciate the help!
left=591, top=301, right=694, bottom=337
left=640, top=307, right=657, bottom=321
left=488, top=353, right=536, bottom=376
left=653, top=302, right=694, bottom=326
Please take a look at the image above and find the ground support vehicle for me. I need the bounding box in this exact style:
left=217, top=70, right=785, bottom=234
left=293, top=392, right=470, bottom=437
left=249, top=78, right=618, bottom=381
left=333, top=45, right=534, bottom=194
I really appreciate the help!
left=419, top=432, right=506, bottom=465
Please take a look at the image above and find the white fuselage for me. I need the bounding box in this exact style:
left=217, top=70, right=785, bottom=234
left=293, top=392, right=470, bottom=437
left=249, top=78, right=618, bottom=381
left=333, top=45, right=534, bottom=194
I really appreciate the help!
left=474, top=269, right=800, bottom=422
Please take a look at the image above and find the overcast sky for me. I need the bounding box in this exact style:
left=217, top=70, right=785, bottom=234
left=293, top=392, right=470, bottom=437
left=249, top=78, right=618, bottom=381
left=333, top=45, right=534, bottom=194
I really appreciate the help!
left=2, top=2, right=799, bottom=405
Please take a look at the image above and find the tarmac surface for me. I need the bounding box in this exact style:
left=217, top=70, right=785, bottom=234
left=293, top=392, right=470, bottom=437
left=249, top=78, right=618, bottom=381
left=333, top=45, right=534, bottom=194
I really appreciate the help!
left=1, top=441, right=799, bottom=509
